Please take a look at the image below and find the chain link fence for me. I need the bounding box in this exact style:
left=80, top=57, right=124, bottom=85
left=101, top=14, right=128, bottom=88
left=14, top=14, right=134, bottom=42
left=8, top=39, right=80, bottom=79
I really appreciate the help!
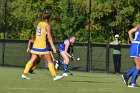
left=0, top=40, right=133, bottom=73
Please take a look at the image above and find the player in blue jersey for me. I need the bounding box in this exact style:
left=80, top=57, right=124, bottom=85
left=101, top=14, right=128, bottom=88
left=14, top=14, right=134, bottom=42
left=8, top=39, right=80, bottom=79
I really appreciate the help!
left=122, top=25, right=140, bottom=88
left=58, top=34, right=76, bottom=76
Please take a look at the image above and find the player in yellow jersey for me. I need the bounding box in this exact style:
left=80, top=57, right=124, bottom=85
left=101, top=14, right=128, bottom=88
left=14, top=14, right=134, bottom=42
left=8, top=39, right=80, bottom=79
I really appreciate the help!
left=27, top=39, right=56, bottom=72
left=26, top=39, right=41, bottom=74
left=21, top=11, right=63, bottom=81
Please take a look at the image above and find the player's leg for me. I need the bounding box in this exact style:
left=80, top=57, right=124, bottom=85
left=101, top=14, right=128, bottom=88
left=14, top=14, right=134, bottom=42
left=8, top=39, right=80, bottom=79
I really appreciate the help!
left=22, top=54, right=38, bottom=79
left=29, top=56, right=41, bottom=74
left=113, top=54, right=117, bottom=74
left=60, top=52, right=69, bottom=76
left=128, top=58, right=140, bottom=87
left=122, top=65, right=136, bottom=86
left=44, top=60, right=48, bottom=68
left=44, top=54, right=56, bottom=76
left=44, top=54, right=63, bottom=81
left=117, top=55, right=121, bottom=73
left=122, top=43, right=137, bottom=86
left=126, top=65, right=136, bottom=78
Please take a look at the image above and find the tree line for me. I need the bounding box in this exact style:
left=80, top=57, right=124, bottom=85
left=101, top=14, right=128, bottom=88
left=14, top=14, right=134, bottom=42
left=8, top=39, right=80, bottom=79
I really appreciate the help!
left=0, top=0, right=140, bottom=43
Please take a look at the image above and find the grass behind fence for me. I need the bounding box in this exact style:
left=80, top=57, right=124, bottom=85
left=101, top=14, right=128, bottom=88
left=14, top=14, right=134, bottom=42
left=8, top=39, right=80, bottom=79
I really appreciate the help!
left=0, top=42, right=134, bottom=73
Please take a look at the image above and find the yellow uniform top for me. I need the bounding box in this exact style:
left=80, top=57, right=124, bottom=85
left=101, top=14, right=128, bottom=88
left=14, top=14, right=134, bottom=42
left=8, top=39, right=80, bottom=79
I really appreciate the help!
left=33, top=21, right=48, bottom=49
left=30, top=21, right=50, bottom=55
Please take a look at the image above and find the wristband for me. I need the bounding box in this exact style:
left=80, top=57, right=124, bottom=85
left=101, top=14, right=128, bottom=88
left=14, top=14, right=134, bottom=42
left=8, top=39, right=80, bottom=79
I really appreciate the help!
left=52, top=46, right=55, bottom=49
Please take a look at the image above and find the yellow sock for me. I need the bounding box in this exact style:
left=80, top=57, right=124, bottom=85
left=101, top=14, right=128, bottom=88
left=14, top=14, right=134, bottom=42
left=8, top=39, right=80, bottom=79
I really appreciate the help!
left=48, top=63, right=56, bottom=77
left=31, top=61, right=40, bottom=71
left=23, top=61, right=33, bottom=75
left=31, top=64, right=37, bottom=71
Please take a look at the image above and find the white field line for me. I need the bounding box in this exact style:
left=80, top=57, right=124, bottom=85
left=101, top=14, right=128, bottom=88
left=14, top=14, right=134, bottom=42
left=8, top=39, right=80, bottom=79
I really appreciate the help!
left=79, top=88, right=120, bottom=92
left=94, top=89, right=120, bottom=92
left=9, top=87, right=48, bottom=91
left=9, top=87, right=120, bottom=92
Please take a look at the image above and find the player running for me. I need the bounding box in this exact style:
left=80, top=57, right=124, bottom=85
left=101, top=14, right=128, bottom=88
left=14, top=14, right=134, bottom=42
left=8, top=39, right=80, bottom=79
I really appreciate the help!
left=21, top=11, right=63, bottom=81
left=58, top=34, right=76, bottom=76
left=122, top=25, right=140, bottom=88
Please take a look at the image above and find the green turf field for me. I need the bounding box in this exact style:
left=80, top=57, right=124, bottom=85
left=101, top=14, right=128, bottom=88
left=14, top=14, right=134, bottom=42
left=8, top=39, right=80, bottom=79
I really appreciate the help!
left=0, top=67, right=140, bottom=93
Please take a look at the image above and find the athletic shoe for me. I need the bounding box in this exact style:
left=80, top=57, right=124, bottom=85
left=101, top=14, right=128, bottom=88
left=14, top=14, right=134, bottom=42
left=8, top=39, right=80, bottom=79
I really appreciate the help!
left=55, top=63, right=59, bottom=69
left=62, top=73, right=68, bottom=77
left=121, top=74, right=128, bottom=86
left=29, top=70, right=36, bottom=74
left=128, top=84, right=139, bottom=88
left=21, top=74, right=31, bottom=80
left=53, top=75, right=63, bottom=81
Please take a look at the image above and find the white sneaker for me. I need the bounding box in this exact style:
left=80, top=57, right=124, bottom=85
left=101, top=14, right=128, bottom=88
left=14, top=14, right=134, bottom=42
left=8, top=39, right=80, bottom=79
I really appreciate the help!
left=128, top=84, right=139, bottom=88
left=21, top=74, right=31, bottom=80
left=62, top=73, right=68, bottom=77
left=55, top=63, right=59, bottom=69
left=53, top=75, right=63, bottom=81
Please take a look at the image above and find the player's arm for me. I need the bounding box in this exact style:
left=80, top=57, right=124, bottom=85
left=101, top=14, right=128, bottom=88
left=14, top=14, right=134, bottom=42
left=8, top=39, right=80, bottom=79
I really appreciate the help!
left=27, top=39, right=34, bottom=53
left=46, top=25, right=56, bottom=53
left=64, top=40, right=71, bottom=58
left=110, top=41, right=118, bottom=45
left=128, top=25, right=139, bottom=43
left=110, top=40, right=119, bottom=45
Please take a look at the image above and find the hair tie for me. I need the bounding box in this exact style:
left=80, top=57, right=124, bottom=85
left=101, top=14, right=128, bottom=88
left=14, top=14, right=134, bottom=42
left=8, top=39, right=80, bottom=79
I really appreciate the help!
left=46, top=11, right=48, bottom=13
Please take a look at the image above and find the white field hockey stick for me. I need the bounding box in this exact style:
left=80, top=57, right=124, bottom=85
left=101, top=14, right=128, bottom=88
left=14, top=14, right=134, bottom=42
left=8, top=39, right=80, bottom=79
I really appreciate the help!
left=71, top=53, right=81, bottom=62
left=71, top=53, right=76, bottom=62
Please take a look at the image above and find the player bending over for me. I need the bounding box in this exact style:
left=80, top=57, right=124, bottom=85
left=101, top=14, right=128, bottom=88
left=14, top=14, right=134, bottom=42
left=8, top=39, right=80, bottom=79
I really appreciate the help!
left=58, top=34, right=76, bottom=76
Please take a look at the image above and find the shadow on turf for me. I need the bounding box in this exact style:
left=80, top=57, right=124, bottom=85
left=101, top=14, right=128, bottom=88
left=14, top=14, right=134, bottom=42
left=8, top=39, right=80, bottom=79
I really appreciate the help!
left=64, top=80, right=116, bottom=83
left=70, top=67, right=81, bottom=70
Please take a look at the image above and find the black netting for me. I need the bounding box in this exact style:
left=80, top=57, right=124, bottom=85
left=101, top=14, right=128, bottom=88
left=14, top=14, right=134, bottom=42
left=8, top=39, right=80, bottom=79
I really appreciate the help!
left=0, top=40, right=134, bottom=73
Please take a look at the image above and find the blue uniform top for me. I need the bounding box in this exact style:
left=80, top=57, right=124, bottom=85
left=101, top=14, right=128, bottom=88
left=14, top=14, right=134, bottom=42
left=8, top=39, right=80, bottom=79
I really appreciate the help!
left=59, top=38, right=71, bottom=52
left=134, top=27, right=140, bottom=42
left=130, top=27, right=140, bottom=58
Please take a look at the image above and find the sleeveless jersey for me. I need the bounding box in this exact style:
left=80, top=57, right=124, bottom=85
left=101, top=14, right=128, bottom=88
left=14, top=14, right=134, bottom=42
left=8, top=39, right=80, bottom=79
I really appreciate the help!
left=134, top=27, right=140, bottom=42
left=59, top=38, right=71, bottom=52
left=30, top=21, right=49, bottom=55
left=130, top=27, right=140, bottom=58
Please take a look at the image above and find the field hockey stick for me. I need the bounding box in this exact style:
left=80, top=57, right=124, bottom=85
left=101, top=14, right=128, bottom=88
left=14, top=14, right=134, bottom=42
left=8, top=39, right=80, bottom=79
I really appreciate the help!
left=54, top=60, right=73, bottom=75
left=71, top=49, right=81, bottom=62
left=55, top=49, right=76, bottom=63
left=71, top=56, right=76, bottom=62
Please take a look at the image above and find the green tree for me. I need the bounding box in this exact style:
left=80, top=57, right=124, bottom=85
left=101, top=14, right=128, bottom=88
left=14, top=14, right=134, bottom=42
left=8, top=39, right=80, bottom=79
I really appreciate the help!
left=7, top=0, right=88, bottom=41
left=0, top=0, right=5, bottom=39
left=2, top=0, right=140, bottom=43
left=91, top=0, right=140, bottom=43
left=50, top=0, right=88, bottom=42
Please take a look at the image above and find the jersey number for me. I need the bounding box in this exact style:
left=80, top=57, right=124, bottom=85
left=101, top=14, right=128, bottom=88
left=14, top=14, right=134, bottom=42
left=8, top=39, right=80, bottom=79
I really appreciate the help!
left=134, top=32, right=139, bottom=41
left=36, top=28, right=42, bottom=36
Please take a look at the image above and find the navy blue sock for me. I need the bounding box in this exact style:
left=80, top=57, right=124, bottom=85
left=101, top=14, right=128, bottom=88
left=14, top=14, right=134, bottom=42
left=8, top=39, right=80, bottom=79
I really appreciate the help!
left=130, top=68, right=139, bottom=85
left=126, top=66, right=136, bottom=79
left=59, top=61, right=63, bottom=65
left=64, top=64, right=68, bottom=73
